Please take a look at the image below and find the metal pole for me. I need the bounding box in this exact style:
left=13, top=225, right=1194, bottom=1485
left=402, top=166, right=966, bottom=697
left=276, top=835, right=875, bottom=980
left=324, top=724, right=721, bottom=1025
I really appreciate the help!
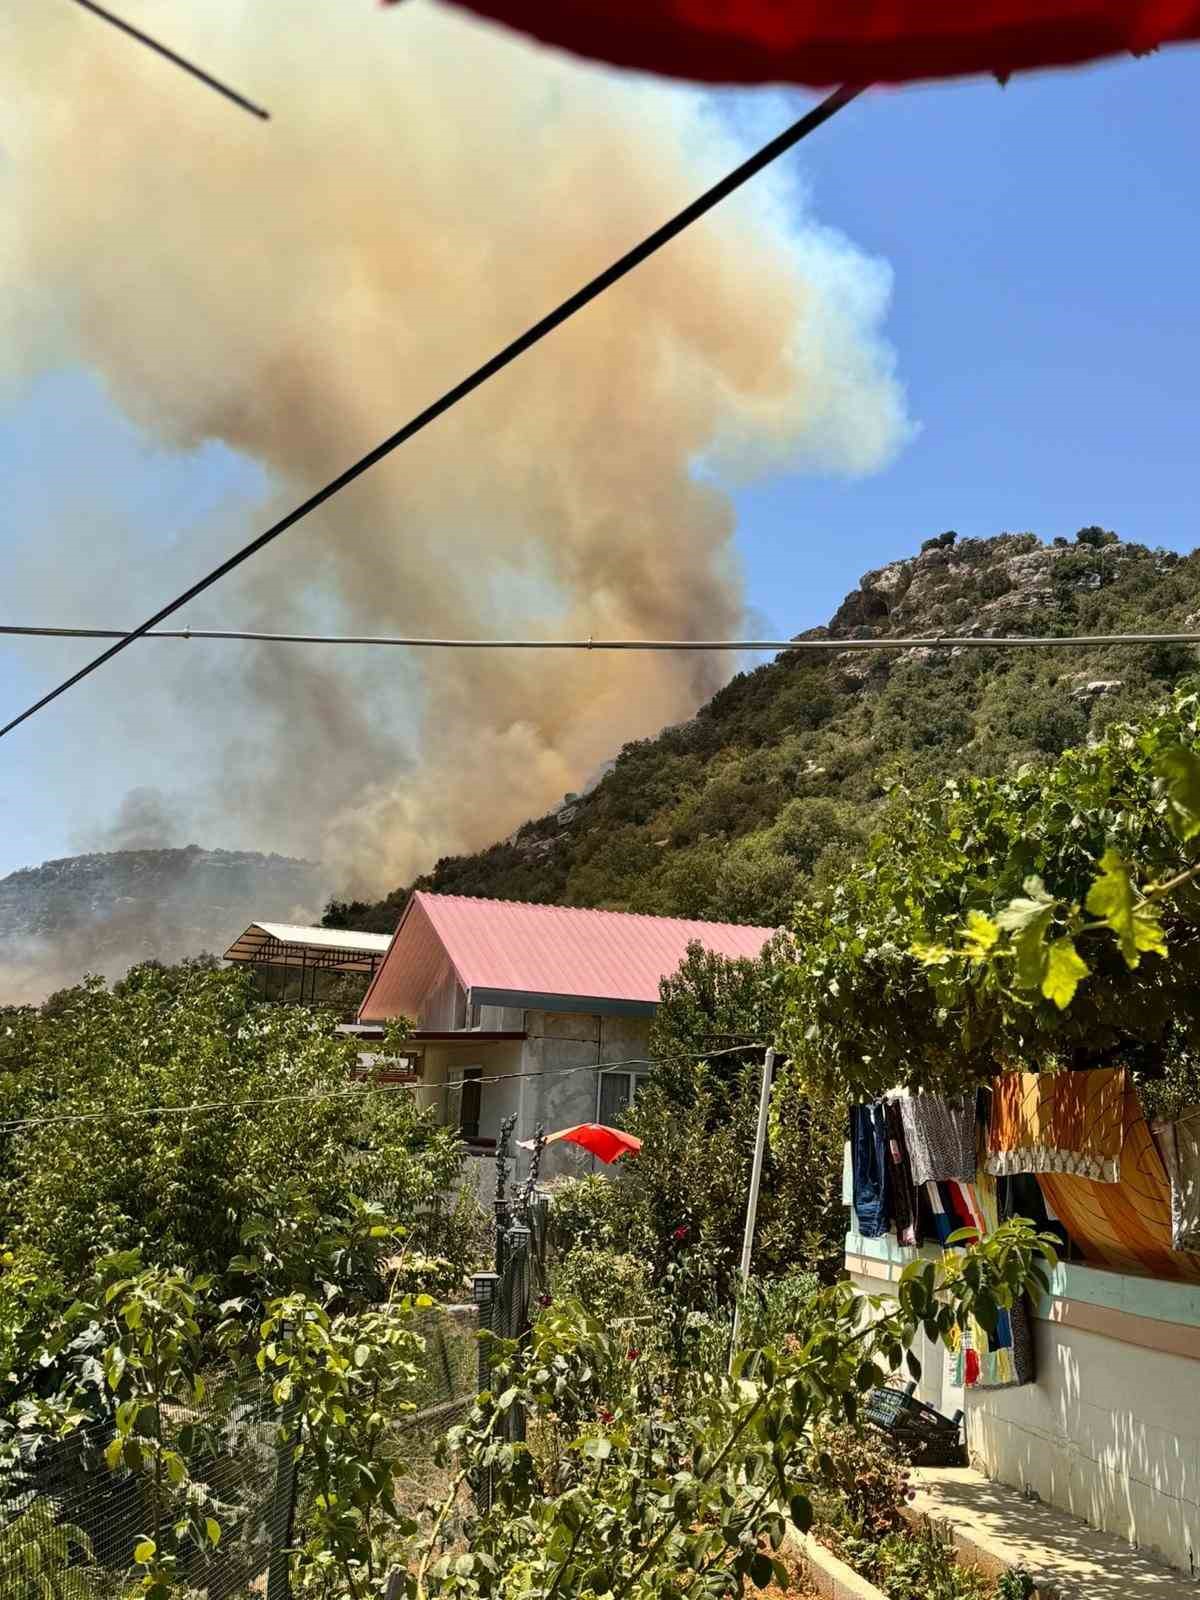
left=729, top=1047, right=776, bottom=1368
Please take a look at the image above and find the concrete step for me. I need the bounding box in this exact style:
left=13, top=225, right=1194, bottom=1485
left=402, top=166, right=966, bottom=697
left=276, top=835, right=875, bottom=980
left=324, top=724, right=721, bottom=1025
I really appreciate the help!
left=909, top=1465, right=1199, bottom=1598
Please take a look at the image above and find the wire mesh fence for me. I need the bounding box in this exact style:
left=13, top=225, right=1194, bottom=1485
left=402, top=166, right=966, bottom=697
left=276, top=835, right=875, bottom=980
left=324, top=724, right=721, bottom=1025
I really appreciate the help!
left=0, top=1304, right=483, bottom=1600
left=0, top=1368, right=281, bottom=1600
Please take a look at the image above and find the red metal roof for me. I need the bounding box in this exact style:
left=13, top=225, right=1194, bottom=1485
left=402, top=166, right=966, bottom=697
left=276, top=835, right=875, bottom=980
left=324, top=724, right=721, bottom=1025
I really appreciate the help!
left=358, top=892, right=777, bottom=1023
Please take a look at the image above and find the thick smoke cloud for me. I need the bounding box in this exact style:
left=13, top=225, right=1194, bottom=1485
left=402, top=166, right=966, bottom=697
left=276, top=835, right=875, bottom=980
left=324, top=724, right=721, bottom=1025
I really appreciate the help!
left=1, top=0, right=910, bottom=896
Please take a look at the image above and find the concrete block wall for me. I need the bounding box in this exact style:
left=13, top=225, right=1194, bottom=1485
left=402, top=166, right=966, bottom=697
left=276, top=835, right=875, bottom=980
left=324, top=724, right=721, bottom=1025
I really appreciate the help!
left=520, top=1010, right=651, bottom=1180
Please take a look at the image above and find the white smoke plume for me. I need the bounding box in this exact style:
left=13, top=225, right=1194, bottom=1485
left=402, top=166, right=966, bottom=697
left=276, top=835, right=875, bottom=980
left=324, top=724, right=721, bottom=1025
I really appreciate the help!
left=1, top=0, right=910, bottom=897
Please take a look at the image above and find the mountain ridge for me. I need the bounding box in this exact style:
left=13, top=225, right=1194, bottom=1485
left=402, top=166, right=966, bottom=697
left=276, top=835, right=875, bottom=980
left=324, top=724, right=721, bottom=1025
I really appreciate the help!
left=0, top=846, right=325, bottom=1002
left=324, top=528, right=1200, bottom=933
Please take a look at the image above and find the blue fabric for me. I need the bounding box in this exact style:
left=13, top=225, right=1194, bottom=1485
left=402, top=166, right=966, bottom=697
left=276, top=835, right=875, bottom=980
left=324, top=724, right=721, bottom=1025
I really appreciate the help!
left=851, top=1103, right=891, bottom=1237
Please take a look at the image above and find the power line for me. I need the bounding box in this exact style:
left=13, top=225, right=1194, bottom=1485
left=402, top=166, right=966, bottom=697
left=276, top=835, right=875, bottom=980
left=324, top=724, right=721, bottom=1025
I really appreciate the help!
left=68, top=0, right=270, bottom=120
left=0, top=1041, right=768, bottom=1133
left=0, top=84, right=860, bottom=745
left=4, top=623, right=1200, bottom=653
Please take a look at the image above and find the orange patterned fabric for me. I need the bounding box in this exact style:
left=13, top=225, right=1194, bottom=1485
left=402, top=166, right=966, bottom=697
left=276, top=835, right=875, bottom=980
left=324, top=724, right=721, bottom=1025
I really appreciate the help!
left=986, top=1068, right=1125, bottom=1182
left=1039, top=1085, right=1200, bottom=1284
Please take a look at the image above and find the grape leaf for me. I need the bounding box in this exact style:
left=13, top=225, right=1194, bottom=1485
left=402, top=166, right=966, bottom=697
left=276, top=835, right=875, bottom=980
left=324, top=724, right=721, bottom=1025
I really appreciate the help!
left=1041, top=937, right=1088, bottom=1009
left=1085, top=850, right=1167, bottom=967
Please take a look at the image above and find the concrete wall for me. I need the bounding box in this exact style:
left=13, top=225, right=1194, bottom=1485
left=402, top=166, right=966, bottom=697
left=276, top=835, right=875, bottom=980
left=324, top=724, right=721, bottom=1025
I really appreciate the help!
left=846, top=1227, right=1200, bottom=1576
left=421, top=1038, right=524, bottom=1138
left=519, top=1010, right=651, bottom=1181
left=966, top=1320, right=1200, bottom=1573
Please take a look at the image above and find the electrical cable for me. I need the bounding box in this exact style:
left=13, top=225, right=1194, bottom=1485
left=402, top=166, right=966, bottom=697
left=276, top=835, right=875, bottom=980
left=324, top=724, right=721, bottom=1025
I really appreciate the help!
left=68, top=0, right=270, bottom=119
left=0, top=84, right=860, bottom=744
left=5, top=623, right=1200, bottom=652
left=0, top=1040, right=770, bottom=1133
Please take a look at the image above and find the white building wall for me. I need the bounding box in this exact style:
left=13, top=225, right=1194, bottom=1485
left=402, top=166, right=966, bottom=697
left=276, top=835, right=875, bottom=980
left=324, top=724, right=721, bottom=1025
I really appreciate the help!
left=966, top=1321, right=1200, bottom=1572
left=846, top=1225, right=1200, bottom=1576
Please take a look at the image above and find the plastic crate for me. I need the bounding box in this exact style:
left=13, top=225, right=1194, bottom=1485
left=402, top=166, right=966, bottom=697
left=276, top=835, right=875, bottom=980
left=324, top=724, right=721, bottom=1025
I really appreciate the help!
left=864, top=1384, right=966, bottom=1467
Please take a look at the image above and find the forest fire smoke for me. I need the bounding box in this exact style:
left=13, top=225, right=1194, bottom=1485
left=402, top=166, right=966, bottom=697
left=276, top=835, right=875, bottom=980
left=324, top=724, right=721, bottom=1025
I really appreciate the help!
left=1, top=0, right=908, bottom=895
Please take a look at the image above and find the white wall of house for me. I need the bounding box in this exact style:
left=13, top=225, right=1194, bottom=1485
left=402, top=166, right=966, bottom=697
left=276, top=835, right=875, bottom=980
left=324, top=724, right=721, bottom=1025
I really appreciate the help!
left=968, top=1319, right=1200, bottom=1571
left=847, top=1228, right=1200, bottom=1575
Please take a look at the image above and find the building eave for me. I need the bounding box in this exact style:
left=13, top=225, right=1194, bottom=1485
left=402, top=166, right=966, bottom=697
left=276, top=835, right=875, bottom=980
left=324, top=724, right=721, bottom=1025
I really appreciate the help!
left=468, top=986, right=657, bottom=1019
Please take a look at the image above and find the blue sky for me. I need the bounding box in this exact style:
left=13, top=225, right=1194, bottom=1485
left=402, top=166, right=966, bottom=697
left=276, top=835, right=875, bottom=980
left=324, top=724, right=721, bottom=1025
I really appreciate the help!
left=2, top=38, right=1199, bottom=878
left=733, top=46, right=1200, bottom=628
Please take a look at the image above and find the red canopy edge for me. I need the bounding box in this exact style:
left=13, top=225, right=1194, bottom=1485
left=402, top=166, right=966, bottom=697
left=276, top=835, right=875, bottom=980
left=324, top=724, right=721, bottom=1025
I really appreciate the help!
left=420, top=2, right=1200, bottom=88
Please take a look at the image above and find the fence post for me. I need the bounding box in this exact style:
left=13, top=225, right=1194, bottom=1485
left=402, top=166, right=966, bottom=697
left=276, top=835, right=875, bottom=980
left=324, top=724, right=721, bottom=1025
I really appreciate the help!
left=471, top=1272, right=500, bottom=1516
left=503, top=1225, right=531, bottom=1445
left=266, top=1396, right=301, bottom=1600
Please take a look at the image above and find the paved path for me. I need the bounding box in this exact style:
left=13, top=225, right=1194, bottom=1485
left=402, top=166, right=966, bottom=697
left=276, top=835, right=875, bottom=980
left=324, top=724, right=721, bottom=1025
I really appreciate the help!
left=911, top=1466, right=1198, bottom=1598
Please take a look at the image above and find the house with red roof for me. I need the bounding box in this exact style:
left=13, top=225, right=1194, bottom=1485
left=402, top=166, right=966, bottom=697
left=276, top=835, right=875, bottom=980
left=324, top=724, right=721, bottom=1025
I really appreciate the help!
left=353, top=891, right=778, bottom=1178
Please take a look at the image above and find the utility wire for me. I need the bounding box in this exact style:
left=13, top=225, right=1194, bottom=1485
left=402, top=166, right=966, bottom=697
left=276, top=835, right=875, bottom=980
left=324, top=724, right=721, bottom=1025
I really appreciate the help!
left=0, top=84, right=860, bottom=745
left=69, top=0, right=270, bottom=120
left=4, top=623, right=1200, bottom=652
left=0, top=1041, right=768, bottom=1133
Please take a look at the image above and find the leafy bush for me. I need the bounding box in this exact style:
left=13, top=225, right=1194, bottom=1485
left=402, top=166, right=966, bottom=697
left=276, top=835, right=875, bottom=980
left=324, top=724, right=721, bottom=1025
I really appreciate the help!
left=546, top=1175, right=630, bottom=1255
left=836, top=1527, right=992, bottom=1600
left=736, top=1268, right=822, bottom=1352
left=0, top=963, right=467, bottom=1300
left=783, top=684, right=1200, bottom=1100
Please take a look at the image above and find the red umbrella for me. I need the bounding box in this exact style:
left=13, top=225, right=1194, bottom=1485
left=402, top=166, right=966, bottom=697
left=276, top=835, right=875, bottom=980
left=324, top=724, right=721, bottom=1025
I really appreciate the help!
left=411, top=1, right=1200, bottom=88
left=519, top=1122, right=643, bottom=1162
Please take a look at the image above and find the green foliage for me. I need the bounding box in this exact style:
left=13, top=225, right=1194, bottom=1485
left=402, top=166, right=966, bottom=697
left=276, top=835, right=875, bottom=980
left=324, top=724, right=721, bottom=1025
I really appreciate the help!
left=995, top=1569, right=1036, bottom=1600
left=330, top=534, right=1200, bottom=945
left=546, top=1176, right=627, bottom=1256
left=835, top=1527, right=991, bottom=1600
left=783, top=685, right=1200, bottom=1101
left=628, top=944, right=847, bottom=1293
left=253, top=1288, right=428, bottom=1599
left=0, top=1504, right=93, bottom=1600
left=0, top=963, right=463, bottom=1297
left=414, top=1220, right=1055, bottom=1600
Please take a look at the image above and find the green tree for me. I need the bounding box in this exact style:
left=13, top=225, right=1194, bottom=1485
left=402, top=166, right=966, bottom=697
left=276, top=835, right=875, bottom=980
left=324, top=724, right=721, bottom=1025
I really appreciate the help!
left=0, top=963, right=463, bottom=1295
left=781, top=684, right=1200, bottom=1102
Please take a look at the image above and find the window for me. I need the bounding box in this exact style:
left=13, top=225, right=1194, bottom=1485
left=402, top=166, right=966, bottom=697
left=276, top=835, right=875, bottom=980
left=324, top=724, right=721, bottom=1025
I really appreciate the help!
left=597, top=1070, right=643, bottom=1126
left=459, top=1066, right=482, bottom=1141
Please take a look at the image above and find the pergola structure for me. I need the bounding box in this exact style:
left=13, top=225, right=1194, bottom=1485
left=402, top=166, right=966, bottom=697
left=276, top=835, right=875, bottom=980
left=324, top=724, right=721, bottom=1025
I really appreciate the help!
left=224, top=921, right=392, bottom=1005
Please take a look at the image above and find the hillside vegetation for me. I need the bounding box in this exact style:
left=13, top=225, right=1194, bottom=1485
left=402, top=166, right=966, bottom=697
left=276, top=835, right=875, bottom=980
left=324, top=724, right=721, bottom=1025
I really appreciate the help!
left=326, top=529, right=1200, bottom=932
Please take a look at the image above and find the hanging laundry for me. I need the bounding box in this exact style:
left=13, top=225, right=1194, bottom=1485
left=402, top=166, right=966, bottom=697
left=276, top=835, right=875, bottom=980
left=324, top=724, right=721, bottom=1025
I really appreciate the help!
left=899, top=1092, right=977, bottom=1186
left=997, top=1172, right=1073, bottom=1257
left=985, top=1067, right=1124, bottom=1183
left=850, top=1103, right=891, bottom=1238
left=920, top=1180, right=984, bottom=1247
left=883, top=1099, right=921, bottom=1247
left=951, top=1299, right=1036, bottom=1390
left=1150, top=1112, right=1200, bottom=1252
left=1039, top=1082, right=1200, bottom=1284
left=950, top=1166, right=1037, bottom=1389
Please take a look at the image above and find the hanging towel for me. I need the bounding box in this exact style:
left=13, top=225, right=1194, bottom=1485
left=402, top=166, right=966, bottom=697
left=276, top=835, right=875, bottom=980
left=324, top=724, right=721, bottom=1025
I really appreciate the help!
left=952, top=1299, right=1035, bottom=1390
left=899, top=1092, right=977, bottom=1185
left=883, top=1099, right=921, bottom=1247
left=1150, top=1113, right=1200, bottom=1253
left=1039, top=1082, right=1200, bottom=1284
left=850, top=1103, right=891, bottom=1238
left=985, top=1067, right=1124, bottom=1183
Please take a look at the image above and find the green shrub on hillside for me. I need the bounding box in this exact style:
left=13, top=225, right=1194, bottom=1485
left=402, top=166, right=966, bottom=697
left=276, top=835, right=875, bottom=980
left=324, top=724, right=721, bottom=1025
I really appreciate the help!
left=329, top=533, right=1200, bottom=935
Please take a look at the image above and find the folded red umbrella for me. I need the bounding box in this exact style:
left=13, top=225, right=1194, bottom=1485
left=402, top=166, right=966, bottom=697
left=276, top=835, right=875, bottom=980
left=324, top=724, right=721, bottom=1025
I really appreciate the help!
left=410, top=1, right=1200, bottom=88
left=518, top=1122, right=642, bottom=1162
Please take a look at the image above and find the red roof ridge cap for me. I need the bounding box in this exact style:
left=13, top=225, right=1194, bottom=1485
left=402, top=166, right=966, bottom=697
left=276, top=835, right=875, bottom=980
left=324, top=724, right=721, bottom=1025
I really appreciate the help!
left=413, top=887, right=779, bottom=934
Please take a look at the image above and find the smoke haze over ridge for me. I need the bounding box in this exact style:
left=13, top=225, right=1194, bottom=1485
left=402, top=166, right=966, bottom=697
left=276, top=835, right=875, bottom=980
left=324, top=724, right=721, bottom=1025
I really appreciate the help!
left=0, top=0, right=911, bottom=907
